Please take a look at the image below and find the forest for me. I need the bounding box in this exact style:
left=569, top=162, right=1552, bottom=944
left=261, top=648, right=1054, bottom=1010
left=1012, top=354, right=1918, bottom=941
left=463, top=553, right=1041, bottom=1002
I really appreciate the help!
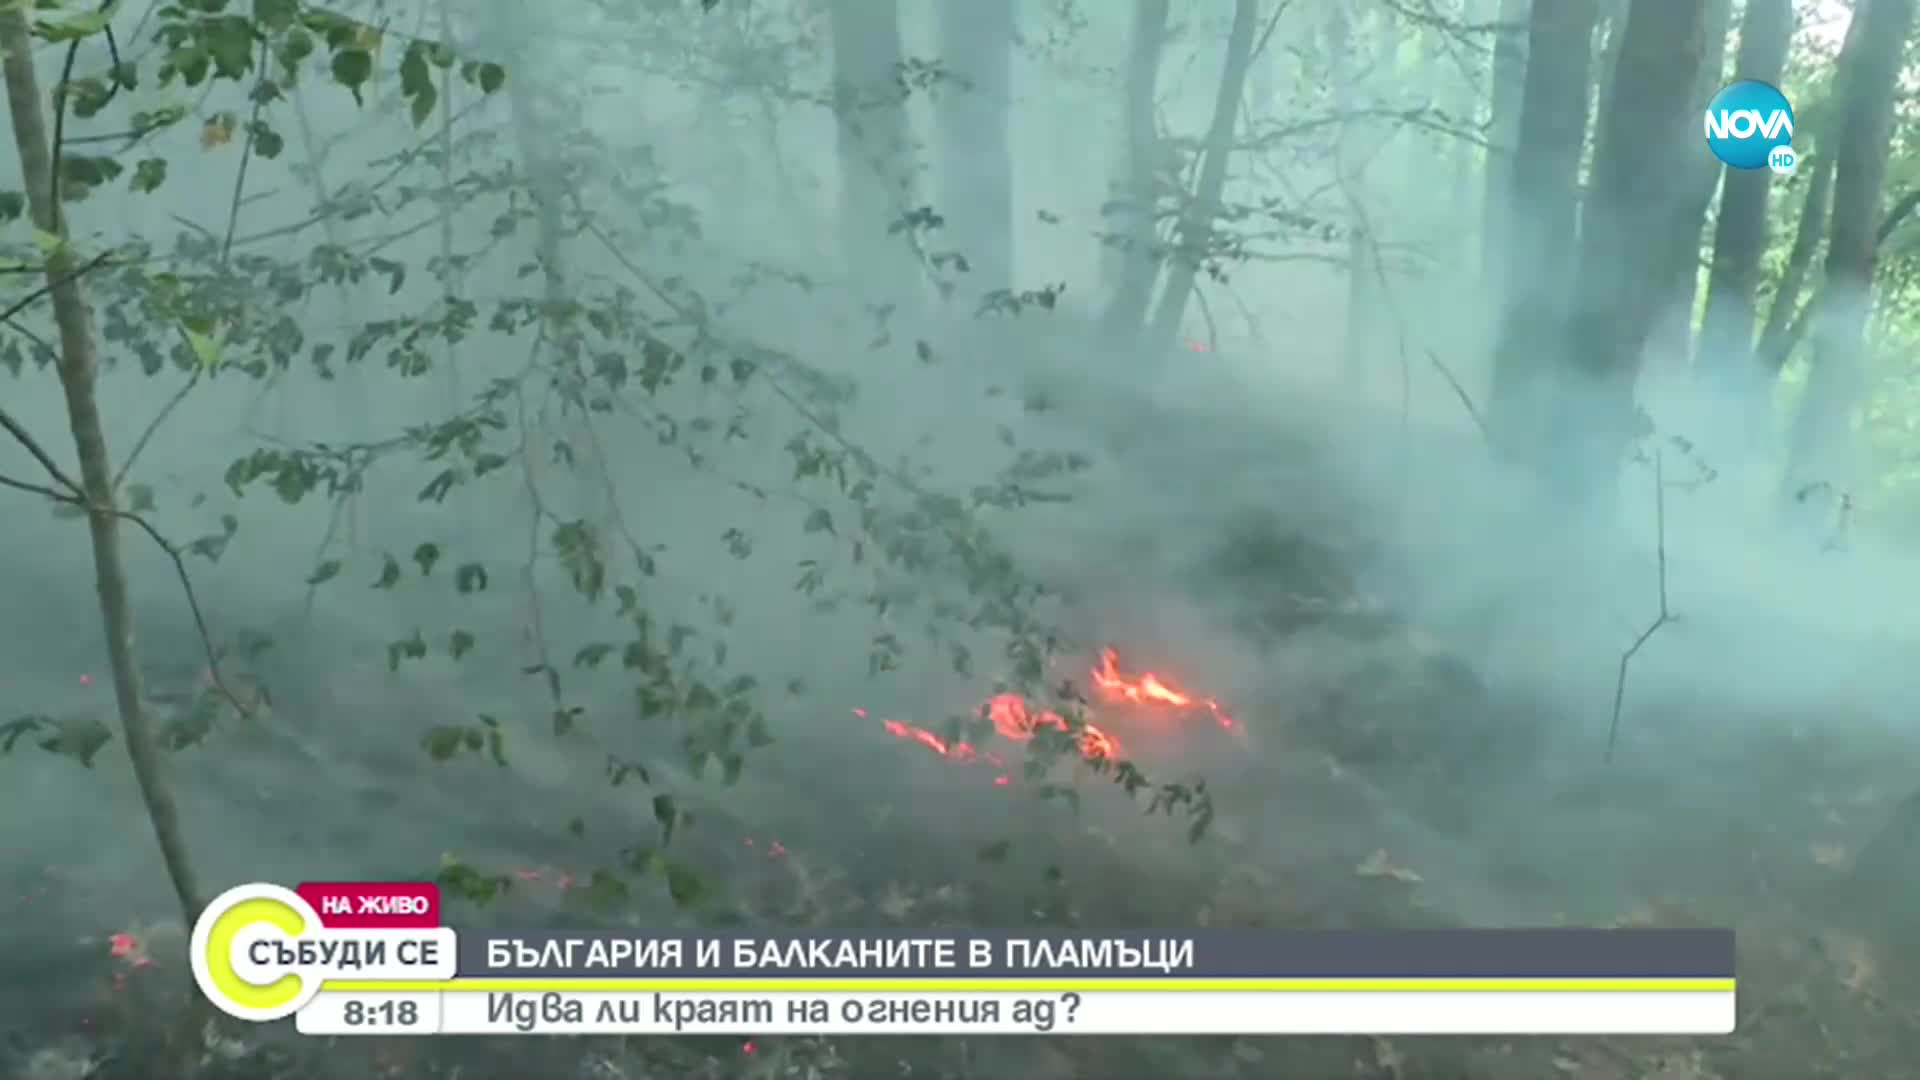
left=1, top=0, right=1919, bottom=1077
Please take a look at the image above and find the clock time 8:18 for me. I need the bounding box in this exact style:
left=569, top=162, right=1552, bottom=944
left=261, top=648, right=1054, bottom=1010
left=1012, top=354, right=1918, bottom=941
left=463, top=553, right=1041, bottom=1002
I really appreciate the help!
left=343, top=998, right=419, bottom=1027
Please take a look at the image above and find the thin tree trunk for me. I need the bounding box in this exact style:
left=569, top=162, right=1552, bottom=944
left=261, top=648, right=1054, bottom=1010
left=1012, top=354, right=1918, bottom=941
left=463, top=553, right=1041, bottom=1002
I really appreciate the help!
left=1645, top=0, right=1733, bottom=367
left=1753, top=4, right=1863, bottom=378
left=1785, top=0, right=1918, bottom=499
left=1756, top=145, right=1835, bottom=374
left=1479, top=0, right=1531, bottom=293
left=1591, top=0, right=1626, bottom=134
left=1487, top=0, right=1598, bottom=458
left=1556, top=0, right=1711, bottom=496
left=1696, top=0, right=1794, bottom=385
left=0, top=3, right=202, bottom=925
left=935, top=0, right=1015, bottom=302
left=1451, top=0, right=1497, bottom=228
left=1100, top=0, right=1171, bottom=345
left=828, top=0, right=917, bottom=303
left=1326, top=2, right=1377, bottom=382
left=1144, top=0, right=1260, bottom=364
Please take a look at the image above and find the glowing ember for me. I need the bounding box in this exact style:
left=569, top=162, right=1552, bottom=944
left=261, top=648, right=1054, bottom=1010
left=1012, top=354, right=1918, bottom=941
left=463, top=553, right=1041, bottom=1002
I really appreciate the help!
left=108, top=931, right=154, bottom=969
left=868, top=647, right=1234, bottom=773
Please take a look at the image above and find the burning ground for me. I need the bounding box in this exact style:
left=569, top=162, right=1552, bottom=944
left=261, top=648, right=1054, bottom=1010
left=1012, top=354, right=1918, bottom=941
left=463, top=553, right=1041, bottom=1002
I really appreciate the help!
left=862, top=645, right=1241, bottom=784
left=7, top=336, right=1920, bottom=1079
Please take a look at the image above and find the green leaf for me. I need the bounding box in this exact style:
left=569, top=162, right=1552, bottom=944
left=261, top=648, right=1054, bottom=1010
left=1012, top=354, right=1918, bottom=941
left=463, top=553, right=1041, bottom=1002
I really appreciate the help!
left=372, top=554, right=400, bottom=589
left=652, top=794, right=678, bottom=845
left=803, top=508, right=834, bottom=534
left=401, top=42, right=437, bottom=125
left=454, top=562, right=488, bottom=593
left=41, top=714, right=113, bottom=764
left=253, top=0, right=299, bottom=32
left=130, top=157, right=168, bottom=193
left=413, top=542, right=440, bottom=575
left=34, top=6, right=117, bottom=43
left=277, top=27, right=315, bottom=71
left=250, top=122, right=285, bottom=159
left=477, top=62, right=505, bottom=94
left=183, top=324, right=223, bottom=371
left=422, top=725, right=465, bottom=761
left=583, top=870, right=629, bottom=911
left=385, top=630, right=427, bottom=672
left=448, top=629, right=474, bottom=660
left=306, top=559, right=342, bottom=585
left=662, top=861, right=705, bottom=908
left=977, top=839, right=1011, bottom=863
left=435, top=858, right=510, bottom=905
left=369, top=256, right=405, bottom=294
left=204, top=14, right=256, bottom=79
left=330, top=48, right=374, bottom=101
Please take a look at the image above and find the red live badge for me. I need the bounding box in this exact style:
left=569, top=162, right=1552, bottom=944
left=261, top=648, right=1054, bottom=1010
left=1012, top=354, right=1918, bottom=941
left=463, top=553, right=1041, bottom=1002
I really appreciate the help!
left=295, top=881, right=440, bottom=929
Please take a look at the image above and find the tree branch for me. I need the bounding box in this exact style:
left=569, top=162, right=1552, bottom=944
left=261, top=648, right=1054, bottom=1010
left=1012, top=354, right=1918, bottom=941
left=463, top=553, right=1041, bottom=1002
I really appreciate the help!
left=1607, top=449, right=1671, bottom=761
left=1, top=403, right=256, bottom=724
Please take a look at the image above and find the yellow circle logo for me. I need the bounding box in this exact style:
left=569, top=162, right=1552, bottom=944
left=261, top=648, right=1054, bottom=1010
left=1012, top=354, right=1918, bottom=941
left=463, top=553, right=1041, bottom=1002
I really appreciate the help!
left=189, top=883, right=324, bottom=1021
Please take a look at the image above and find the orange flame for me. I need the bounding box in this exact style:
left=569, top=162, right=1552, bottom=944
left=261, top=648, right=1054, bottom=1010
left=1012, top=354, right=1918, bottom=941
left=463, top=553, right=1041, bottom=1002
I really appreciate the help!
left=1089, top=647, right=1237, bottom=732
left=867, top=647, right=1234, bottom=775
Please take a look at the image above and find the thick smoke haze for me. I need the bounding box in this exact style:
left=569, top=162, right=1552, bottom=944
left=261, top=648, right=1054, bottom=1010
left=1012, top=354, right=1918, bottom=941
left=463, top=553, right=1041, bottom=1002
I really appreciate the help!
left=1, top=0, right=1916, bottom=1076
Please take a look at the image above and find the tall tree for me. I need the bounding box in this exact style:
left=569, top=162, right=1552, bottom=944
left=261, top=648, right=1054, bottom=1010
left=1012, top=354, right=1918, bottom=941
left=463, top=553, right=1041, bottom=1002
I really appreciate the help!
left=1755, top=146, right=1836, bottom=376
left=1326, top=2, right=1380, bottom=381
left=1556, top=0, right=1712, bottom=496
left=1479, top=0, right=1532, bottom=294
left=0, top=3, right=202, bottom=926
left=1696, top=0, right=1795, bottom=387
left=1487, top=0, right=1598, bottom=456
left=1145, top=0, right=1260, bottom=363
left=828, top=0, right=918, bottom=302
left=935, top=0, right=1016, bottom=302
left=1100, top=0, right=1172, bottom=345
left=1645, top=0, right=1734, bottom=366
left=1755, top=8, right=1864, bottom=381
left=1785, top=0, right=1919, bottom=497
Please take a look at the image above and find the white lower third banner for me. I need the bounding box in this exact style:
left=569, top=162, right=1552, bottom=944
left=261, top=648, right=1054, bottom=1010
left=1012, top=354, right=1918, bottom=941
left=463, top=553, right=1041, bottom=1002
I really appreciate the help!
left=295, top=984, right=1737, bottom=1036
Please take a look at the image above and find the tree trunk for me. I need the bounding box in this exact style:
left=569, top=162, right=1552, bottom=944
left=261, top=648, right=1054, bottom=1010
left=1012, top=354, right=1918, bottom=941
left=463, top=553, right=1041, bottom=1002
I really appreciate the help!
left=1755, top=146, right=1835, bottom=376
left=935, top=0, right=1015, bottom=302
left=1756, top=6, right=1861, bottom=380
left=1144, top=0, right=1260, bottom=365
left=1695, top=0, right=1794, bottom=393
left=1555, top=0, right=1711, bottom=496
left=828, top=0, right=918, bottom=303
left=1784, top=0, right=1918, bottom=501
left=1451, top=0, right=1497, bottom=228
left=1326, top=2, right=1379, bottom=383
left=1643, top=0, right=1733, bottom=368
left=1099, top=0, right=1171, bottom=345
left=1479, top=0, right=1531, bottom=293
left=1591, top=0, right=1626, bottom=131
left=1487, top=0, right=1598, bottom=458
left=0, top=3, right=202, bottom=925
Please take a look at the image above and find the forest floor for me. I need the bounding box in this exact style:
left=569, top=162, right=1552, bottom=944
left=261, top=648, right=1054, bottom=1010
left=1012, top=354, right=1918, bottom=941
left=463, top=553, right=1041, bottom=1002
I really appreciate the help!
left=6, top=599, right=1919, bottom=1080
left=6, top=362, right=1920, bottom=1079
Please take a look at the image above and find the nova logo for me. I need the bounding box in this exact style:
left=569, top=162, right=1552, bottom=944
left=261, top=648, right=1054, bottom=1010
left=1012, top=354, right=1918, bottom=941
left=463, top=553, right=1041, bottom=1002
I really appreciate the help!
left=1704, top=81, right=1794, bottom=173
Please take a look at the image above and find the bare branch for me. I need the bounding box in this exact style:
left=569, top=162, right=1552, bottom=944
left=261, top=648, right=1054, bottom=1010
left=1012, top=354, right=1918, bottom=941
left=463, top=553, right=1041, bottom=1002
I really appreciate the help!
left=1607, top=449, right=1672, bottom=761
